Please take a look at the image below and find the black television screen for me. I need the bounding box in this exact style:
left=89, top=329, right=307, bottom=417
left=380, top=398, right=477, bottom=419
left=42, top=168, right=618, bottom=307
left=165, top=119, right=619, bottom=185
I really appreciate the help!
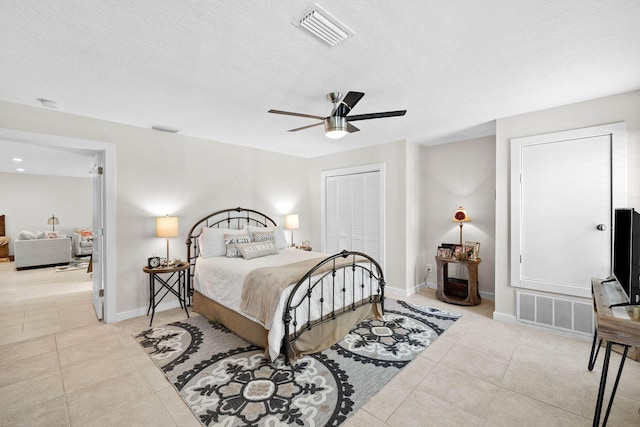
left=613, top=208, right=640, bottom=304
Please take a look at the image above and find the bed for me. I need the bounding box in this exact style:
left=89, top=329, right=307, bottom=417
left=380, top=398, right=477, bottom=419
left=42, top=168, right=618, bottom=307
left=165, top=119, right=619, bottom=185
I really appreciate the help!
left=186, top=207, right=385, bottom=364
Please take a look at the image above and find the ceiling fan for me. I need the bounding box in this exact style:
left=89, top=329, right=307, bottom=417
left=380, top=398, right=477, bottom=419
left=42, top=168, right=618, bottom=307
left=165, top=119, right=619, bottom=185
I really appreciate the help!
left=268, top=91, right=407, bottom=139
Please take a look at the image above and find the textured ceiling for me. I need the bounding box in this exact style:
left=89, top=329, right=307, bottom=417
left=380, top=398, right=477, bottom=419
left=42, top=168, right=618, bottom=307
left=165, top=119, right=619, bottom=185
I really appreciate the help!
left=1, top=0, right=640, bottom=176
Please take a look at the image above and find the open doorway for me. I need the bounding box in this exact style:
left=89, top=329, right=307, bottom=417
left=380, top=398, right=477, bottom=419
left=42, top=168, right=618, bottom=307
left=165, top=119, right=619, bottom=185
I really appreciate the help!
left=0, top=128, right=116, bottom=333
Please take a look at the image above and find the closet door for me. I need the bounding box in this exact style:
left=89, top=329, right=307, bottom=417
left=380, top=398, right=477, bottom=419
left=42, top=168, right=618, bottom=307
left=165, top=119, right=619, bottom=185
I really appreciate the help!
left=323, top=165, right=384, bottom=266
left=510, top=123, right=626, bottom=298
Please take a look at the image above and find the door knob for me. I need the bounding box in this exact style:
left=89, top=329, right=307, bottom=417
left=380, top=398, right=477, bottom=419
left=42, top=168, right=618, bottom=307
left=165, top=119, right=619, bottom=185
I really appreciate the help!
left=597, top=224, right=607, bottom=231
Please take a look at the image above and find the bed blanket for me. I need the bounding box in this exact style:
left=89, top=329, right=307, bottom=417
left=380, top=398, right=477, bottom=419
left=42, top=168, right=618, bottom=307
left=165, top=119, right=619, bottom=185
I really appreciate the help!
left=240, top=255, right=365, bottom=326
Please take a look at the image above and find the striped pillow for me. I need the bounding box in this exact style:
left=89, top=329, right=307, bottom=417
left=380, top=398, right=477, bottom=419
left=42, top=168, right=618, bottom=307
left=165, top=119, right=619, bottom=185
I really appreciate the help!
left=252, top=231, right=275, bottom=242
left=224, top=233, right=251, bottom=257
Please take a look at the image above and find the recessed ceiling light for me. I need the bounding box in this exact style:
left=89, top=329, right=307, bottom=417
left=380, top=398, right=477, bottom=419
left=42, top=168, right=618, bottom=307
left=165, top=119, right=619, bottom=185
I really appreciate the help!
left=36, top=98, right=58, bottom=109
left=12, top=158, right=23, bottom=162
left=16, top=168, right=25, bottom=172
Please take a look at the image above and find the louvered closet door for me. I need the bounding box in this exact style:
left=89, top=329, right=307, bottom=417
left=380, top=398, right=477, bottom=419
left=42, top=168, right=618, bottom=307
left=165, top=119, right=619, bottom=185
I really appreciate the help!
left=324, top=169, right=382, bottom=265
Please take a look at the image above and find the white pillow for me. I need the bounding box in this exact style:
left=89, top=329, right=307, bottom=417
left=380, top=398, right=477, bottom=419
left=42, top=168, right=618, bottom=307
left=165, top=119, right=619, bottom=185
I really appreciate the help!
left=247, top=225, right=288, bottom=249
left=200, top=228, right=247, bottom=258
left=18, top=230, right=37, bottom=240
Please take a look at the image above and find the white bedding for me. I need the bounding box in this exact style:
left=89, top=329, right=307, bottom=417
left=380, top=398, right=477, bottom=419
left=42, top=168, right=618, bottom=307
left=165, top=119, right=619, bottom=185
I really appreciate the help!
left=193, top=248, right=377, bottom=361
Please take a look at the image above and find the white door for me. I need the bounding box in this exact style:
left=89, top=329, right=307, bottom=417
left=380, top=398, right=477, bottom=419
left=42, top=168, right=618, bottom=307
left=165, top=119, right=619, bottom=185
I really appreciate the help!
left=322, top=164, right=384, bottom=266
left=91, top=152, right=104, bottom=320
left=511, top=123, right=626, bottom=298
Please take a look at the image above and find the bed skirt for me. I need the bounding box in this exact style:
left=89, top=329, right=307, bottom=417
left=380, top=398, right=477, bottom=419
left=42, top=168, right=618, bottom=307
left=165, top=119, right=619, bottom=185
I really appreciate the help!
left=192, top=290, right=382, bottom=361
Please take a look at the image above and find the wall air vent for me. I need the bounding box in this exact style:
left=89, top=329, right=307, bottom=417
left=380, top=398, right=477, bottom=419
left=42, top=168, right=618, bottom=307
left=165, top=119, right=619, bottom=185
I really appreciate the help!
left=516, top=290, right=594, bottom=336
left=293, top=4, right=353, bottom=47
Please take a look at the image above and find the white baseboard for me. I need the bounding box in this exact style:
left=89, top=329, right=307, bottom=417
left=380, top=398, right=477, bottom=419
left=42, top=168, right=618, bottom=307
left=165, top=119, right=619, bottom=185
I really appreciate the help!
left=493, top=311, right=517, bottom=324
left=109, top=299, right=181, bottom=323
left=479, top=291, right=495, bottom=300
left=385, top=285, right=413, bottom=298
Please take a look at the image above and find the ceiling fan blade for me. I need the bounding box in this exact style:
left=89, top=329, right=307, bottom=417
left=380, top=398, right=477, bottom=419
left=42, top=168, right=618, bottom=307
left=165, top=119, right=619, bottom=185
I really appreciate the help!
left=347, top=110, right=407, bottom=122
left=288, top=122, right=324, bottom=132
left=332, top=91, right=365, bottom=117
left=347, top=123, right=360, bottom=133
left=268, top=109, right=325, bottom=120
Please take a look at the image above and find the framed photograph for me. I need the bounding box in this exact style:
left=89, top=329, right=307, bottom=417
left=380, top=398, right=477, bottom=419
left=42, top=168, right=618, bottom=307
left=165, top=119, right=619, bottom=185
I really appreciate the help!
left=437, top=247, right=452, bottom=258
left=464, top=241, right=480, bottom=259
left=440, top=243, right=455, bottom=249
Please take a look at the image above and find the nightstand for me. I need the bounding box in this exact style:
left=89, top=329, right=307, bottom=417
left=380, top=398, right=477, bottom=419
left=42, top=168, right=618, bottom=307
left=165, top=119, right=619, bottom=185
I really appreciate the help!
left=435, top=256, right=481, bottom=306
left=143, top=262, right=190, bottom=326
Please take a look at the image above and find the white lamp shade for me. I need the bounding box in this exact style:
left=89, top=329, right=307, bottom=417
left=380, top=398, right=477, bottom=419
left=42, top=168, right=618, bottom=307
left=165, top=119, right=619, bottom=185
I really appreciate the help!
left=156, top=216, right=179, bottom=238
left=285, top=214, right=299, bottom=230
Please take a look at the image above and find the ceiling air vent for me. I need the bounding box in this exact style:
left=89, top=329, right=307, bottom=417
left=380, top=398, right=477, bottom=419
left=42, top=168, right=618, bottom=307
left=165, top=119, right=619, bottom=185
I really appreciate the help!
left=151, top=125, right=179, bottom=133
left=293, top=4, right=353, bottom=47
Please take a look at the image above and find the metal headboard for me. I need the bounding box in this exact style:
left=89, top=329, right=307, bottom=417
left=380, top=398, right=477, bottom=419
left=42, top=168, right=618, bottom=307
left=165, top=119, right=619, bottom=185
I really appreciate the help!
left=185, top=207, right=277, bottom=299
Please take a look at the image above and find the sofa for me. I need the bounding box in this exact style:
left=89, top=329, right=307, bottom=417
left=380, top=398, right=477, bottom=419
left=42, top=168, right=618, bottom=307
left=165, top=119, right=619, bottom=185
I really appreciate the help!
left=14, top=236, right=72, bottom=270
left=72, top=229, right=93, bottom=257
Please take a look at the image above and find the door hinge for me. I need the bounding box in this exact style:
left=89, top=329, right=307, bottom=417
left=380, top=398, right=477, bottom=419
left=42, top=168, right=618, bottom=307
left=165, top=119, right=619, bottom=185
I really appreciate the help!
left=520, top=254, right=522, bottom=263
left=99, top=289, right=104, bottom=297
left=97, top=166, right=104, bottom=175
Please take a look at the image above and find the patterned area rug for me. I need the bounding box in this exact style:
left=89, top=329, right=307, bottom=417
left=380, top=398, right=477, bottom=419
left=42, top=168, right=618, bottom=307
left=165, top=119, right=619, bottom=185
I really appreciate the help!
left=134, top=299, right=460, bottom=426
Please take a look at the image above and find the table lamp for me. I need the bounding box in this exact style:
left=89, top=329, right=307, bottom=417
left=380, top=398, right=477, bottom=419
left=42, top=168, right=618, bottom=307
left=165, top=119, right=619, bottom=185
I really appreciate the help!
left=285, top=214, right=299, bottom=247
left=47, top=214, right=59, bottom=232
left=452, top=206, right=471, bottom=245
left=156, top=215, right=178, bottom=264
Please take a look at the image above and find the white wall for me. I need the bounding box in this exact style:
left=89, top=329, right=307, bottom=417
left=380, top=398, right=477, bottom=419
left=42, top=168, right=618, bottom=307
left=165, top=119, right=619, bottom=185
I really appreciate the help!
left=495, top=90, right=640, bottom=319
left=0, top=172, right=92, bottom=253
left=308, top=140, right=410, bottom=294
left=419, top=136, right=496, bottom=296
left=0, top=100, right=312, bottom=320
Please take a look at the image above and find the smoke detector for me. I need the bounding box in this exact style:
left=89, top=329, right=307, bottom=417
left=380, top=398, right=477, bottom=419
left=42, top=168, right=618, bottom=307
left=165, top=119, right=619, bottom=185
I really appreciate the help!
left=293, top=4, right=354, bottom=47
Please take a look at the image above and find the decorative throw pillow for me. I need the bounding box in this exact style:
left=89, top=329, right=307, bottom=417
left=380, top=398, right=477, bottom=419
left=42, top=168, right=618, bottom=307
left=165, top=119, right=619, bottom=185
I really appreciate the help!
left=76, top=229, right=93, bottom=238
left=18, top=230, right=37, bottom=240
left=224, top=233, right=251, bottom=257
left=235, top=240, right=279, bottom=260
left=247, top=226, right=288, bottom=249
left=200, top=228, right=246, bottom=258
left=37, top=231, right=47, bottom=239
left=252, top=231, right=275, bottom=242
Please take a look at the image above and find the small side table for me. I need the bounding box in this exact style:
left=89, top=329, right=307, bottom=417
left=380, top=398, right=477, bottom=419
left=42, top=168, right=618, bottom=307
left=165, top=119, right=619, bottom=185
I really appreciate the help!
left=143, top=262, right=190, bottom=326
left=435, top=256, right=481, bottom=306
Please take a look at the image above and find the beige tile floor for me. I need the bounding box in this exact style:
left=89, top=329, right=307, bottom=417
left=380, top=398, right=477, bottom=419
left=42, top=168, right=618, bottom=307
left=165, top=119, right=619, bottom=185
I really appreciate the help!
left=1, top=261, right=639, bottom=426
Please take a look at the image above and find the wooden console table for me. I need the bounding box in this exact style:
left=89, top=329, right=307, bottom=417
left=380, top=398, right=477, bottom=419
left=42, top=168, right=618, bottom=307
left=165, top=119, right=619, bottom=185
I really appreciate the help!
left=435, top=256, right=481, bottom=306
left=588, top=277, right=640, bottom=426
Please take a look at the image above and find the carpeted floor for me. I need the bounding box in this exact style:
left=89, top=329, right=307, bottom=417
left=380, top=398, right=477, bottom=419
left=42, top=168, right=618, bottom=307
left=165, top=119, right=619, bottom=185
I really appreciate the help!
left=134, top=299, right=460, bottom=426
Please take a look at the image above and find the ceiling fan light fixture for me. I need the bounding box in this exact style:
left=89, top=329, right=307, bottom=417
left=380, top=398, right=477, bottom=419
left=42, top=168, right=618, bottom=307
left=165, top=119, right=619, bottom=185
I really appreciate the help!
left=324, top=116, right=347, bottom=139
